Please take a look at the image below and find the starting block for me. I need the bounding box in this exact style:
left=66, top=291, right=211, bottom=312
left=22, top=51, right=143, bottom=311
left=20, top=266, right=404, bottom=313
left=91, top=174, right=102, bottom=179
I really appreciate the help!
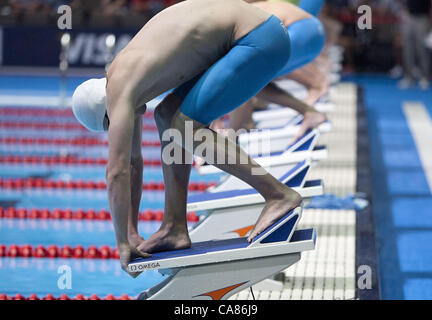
left=244, top=126, right=319, bottom=156
left=255, top=113, right=305, bottom=130
left=253, top=107, right=298, bottom=123
left=314, top=95, right=336, bottom=113
left=130, top=207, right=316, bottom=300
left=208, top=154, right=317, bottom=193
left=189, top=160, right=322, bottom=291
left=252, top=102, right=333, bottom=127
left=208, top=161, right=308, bottom=193
left=187, top=159, right=323, bottom=243
left=239, top=114, right=332, bottom=145
left=188, top=159, right=322, bottom=214
left=198, top=129, right=327, bottom=175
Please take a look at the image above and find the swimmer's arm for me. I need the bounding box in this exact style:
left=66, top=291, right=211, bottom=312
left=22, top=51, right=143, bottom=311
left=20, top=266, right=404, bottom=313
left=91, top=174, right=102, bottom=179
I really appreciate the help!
left=106, top=97, right=135, bottom=246
left=128, top=117, right=144, bottom=244
left=105, top=81, right=150, bottom=276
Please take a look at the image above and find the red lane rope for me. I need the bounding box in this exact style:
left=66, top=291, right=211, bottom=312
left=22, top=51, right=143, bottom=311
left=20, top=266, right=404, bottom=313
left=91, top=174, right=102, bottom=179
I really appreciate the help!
left=0, top=107, right=155, bottom=119
left=0, top=121, right=158, bottom=132
left=0, top=121, right=86, bottom=130
left=0, top=108, right=75, bottom=117
left=0, top=178, right=215, bottom=191
left=0, top=293, right=134, bottom=300
left=0, top=207, right=200, bottom=222
left=0, top=155, right=162, bottom=166
left=0, top=137, right=161, bottom=147
left=0, top=243, right=122, bottom=259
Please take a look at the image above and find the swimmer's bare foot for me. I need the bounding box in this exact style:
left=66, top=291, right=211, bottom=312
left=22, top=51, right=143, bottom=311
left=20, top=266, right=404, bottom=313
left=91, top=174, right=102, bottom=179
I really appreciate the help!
left=247, top=188, right=302, bottom=242
left=291, top=110, right=327, bottom=143
left=304, top=82, right=329, bottom=106
left=136, top=227, right=191, bottom=254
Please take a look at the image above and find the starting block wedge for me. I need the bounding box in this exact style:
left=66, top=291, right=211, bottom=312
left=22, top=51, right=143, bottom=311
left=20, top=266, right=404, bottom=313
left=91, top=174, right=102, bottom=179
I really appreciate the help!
left=198, top=129, right=327, bottom=175
left=252, top=107, right=298, bottom=123
left=187, top=159, right=323, bottom=244
left=130, top=207, right=316, bottom=300
left=239, top=115, right=332, bottom=144
left=208, top=154, right=317, bottom=193
left=188, top=159, right=323, bottom=213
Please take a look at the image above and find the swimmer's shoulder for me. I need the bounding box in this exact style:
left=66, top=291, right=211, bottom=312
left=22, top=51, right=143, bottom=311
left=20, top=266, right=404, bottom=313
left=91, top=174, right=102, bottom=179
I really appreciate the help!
left=250, top=0, right=312, bottom=25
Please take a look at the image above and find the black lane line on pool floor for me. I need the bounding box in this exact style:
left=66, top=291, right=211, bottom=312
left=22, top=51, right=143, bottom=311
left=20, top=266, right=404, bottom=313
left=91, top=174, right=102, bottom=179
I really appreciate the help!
left=355, top=85, right=381, bottom=300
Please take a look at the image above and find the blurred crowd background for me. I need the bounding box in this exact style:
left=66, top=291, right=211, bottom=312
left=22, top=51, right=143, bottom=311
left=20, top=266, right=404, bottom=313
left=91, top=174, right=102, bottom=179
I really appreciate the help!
left=0, top=0, right=180, bottom=27
left=0, top=0, right=431, bottom=78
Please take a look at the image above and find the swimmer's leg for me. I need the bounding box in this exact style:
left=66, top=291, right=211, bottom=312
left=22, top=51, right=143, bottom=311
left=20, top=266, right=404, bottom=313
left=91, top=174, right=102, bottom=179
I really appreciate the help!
left=137, top=93, right=192, bottom=253
left=229, top=97, right=268, bottom=132
left=251, top=16, right=327, bottom=141
left=169, top=16, right=302, bottom=240
left=257, top=81, right=317, bottom=115
left=257, top=82, right=327, bottom=141
left=171, top=111, right=302, bottom=242
left=275, top=17, right=326, bottom=78
left=298, top=0, right=325, bottom=17
left=285, top=64, right=330, bottom=106
left=229, top=99, right=256, bottom=132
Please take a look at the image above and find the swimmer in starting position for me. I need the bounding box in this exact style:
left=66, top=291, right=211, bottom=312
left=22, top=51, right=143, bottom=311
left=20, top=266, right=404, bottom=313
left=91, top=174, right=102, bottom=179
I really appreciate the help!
left=72, top=0, right=306, bottom=276
left=228, top=0, right=328, bottom=141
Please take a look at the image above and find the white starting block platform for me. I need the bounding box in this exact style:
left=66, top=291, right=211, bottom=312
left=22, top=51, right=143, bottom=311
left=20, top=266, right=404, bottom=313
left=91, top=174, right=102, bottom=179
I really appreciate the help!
left=207, top=154, right=317, bottom=193
left=315, top=101, right=335, bottom=114
left=254, top=106, right=333, bottom=130
left=252, top=102, right=334, bottom=127
left=188, top=159, right=323, bottom=214
left=198, top=129, right=327, bottom=175
left=208, top=161, right=306, bottom=193
left=130, top=208, right=316, bottom=300
left=243, top=127, right=324, bottom=158
left=253, top=107, right=299, bottom=126
left=239, top=114, right=332, bottom=145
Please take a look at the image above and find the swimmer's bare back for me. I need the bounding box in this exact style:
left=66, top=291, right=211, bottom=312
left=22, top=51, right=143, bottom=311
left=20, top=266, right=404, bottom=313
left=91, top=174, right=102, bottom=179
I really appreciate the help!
left=251, top=1, right=312, bottom=26
left=106, top=0, right=272, bottom=108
